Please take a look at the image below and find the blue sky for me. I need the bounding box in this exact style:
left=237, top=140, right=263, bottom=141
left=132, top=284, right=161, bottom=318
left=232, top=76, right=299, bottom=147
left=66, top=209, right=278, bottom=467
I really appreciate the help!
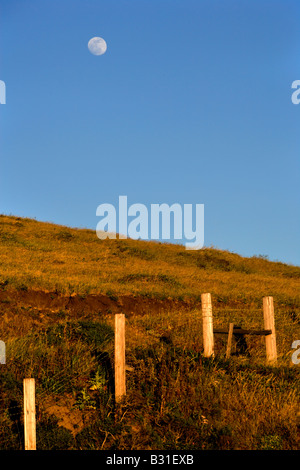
left=0, top=0, right=299, bottom=265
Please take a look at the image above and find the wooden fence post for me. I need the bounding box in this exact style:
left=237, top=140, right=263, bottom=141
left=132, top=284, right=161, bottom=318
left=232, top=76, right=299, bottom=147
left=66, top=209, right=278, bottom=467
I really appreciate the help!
left=225, top=323, right=234, bottom=359
left=201, top=293, right=214, bottom=357
left=23, top=378, right=36, bottom=450
left=115, top=313, right=126, bottom=403
left=0, top=340, right=5, bottom=364
left=263, top=296, right=277, bottom=364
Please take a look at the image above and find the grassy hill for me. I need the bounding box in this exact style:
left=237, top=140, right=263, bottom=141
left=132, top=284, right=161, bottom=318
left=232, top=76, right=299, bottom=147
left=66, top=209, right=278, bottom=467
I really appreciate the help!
left=0, top=213, right=299, bottom=303
left=0, top=214, right=299, bottom=450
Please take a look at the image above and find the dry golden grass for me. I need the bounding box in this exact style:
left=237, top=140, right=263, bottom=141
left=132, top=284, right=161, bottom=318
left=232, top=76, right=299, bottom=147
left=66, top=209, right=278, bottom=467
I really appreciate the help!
left=0, top=214, right=299, bottom=450
left=0, top=214, right=299, bottom=306
left=1, top=213, right=299, bottom=365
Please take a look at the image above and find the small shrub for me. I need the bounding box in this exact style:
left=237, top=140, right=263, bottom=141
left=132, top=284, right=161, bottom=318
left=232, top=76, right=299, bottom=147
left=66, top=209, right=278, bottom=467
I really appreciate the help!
left=106, top=290, right=118, bottom=301
left=258, top=434, right=283, bottom=450
left=74, top=389, right=97, bottom=410
left=55, top=230, right=74, bottom=241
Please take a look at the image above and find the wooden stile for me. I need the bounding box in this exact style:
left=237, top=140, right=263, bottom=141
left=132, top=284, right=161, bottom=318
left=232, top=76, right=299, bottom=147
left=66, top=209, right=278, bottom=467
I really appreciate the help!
left=225, top=323, right=234, bottom=359
left=23, top=378, right=36, bottom=450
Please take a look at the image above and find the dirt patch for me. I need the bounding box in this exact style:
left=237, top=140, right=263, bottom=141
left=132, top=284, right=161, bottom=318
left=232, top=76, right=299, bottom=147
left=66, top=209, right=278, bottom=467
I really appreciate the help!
left=42, top=394, right=86, bottom=436
left=0, top=288, right=199, bottom=318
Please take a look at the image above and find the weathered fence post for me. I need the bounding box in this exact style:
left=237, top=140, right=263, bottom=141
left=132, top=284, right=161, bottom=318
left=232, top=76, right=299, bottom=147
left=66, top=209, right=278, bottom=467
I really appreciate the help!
left=225, top=323, right=234, bottom=359
left=23, top=378, right=36, bottom=450
left=263, top=296, right=277, bottom=364
left=201, top=293, right=214, bottom=357
left=0, top=340, right=5, bottom=364
left=115, top=313, right=126, bottom=403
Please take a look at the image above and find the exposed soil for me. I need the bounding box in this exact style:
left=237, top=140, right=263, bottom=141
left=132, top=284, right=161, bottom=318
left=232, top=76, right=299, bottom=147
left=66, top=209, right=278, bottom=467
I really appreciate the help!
left=42, top=395, right=86, bottom=436
left=0, top=288, right=199, bottom=319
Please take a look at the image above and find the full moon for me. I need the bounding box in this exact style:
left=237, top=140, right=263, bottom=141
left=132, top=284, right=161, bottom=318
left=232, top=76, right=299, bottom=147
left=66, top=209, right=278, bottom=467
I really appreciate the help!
left=88, top=37, right=107, bottom=56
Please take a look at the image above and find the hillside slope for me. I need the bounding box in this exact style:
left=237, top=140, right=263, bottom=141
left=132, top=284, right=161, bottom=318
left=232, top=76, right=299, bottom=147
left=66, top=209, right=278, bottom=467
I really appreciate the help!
left=0, top=214, right=299, bottom=450
left=0, top=214, right=299, bottom=308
